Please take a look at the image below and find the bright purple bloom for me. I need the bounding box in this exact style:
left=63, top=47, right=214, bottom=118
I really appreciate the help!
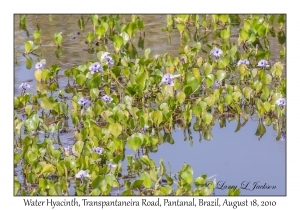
left=89, top=62, right=103, bottom=74
left=19, top=83, right=30, bottom=90
left=280, top=132, right=286, bottom=141
left=78, top=97, right=89, bottom=106
left=214, top=80, right=221, bottom=88
left=101, top=95, right=113, bottom=103
left=35, top=61, right=46, bottom=70
left=159, top=73, right=180, bottom=86
left=108, top=163, right=117, bottom=169
left=276, top=98, right=286, bottom=110
left=93, top=147, right=103, bottom=155
left=141, top=125, right=149, bottom=134
left=237, top=59, right=250, bottom=66
left=101, top=52, right=114, bottom=68
left=210, top=48, right=223, bottom=59
left=257, top=60, right=269, bottom=69
left=75, top=170, right=90, bottom=184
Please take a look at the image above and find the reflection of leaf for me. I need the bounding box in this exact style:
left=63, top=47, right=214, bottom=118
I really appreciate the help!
left=163, top=133, right=174, bottom=144
left=235, top=116, right=242, bottom=132
left=255, top=123, right=266, bottom=139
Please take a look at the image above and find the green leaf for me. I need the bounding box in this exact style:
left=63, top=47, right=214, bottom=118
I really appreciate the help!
left=144, top=48, right=151, bottom=59
left=26, top=56, right=33, bottom=69
left=192, top=68, right=202, bottom=82
left=41, top=97, right=55, bottom=110
left=87, top=74, right=101, bottom=89
left=91, top=188, right=101, bottom=196
left=216, top=70, right=226, bottom=81
left=263, top=101, right=271, bottom=112
left=176, top=92, right=186, bottom=104
left=152, top=110, right=163, bottom=125
left=41, top=164, right=56, bottom=174
left=203, top=112, right=213, bottom=125
left=127, top=137, right=142, bottom=152
left=109, top=123, right=122, bottom=137
left=76, top=74, right=86, bottom=86
left=192, top=105, right=202, bottom=116
left=183, top=86, right=192, bottom=97
left=243, top=87, right=252, bottom=99
left=177, top=23, right=185, bottom=34
left=87, top=32, right=94, bottom=43
left=25, top=41, right=33, bottom=53
left=239, top=28, right=248, bottom=41
left=238, top=64, right=247, bottom=76
left=126, top=22, right=137, bottom=38
left=203, top=62, right=212, bottom=76
left=181, top=171, right=193, bottom=184
left=113, top=35, right=124, bottom=52
left=205, top=74, right=214, bottom=88
left=131, top=180, right=144, bottom=189
left=204, top=129, right=213, bottom=140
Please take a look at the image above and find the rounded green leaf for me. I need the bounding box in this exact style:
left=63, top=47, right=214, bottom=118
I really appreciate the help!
left=192, top=105, right=202, bottom=116
left=109, top=123, right=122, bottom=137
left=34, top=69, right=42, bottom=82
left=76, top=74, right=86, bottom=86
left=127, top=137, right=142, bottom=152
left=205, top=74, right=214, bottom=88
left=181, top=171, right=193, bottom=184
left=204, top=62, right=212, bottom=76
left=176, top=92, right=186, bottom=104
left=216, top=70, right=226, bottom=81
left=203, top=112, right=213, bottom=125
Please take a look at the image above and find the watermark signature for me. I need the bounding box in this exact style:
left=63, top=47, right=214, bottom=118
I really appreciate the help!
left=209, top=181, right=276, bottom=191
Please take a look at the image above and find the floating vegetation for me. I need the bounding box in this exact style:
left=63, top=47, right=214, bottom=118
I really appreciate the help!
left=14, top=14, right=286, bottom=196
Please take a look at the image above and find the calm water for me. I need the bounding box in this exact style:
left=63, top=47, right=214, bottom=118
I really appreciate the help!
left=14, top=14, right=286, bottom=195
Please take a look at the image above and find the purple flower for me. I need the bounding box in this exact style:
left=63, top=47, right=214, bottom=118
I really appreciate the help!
left=108, top=163, right=117, bottom=169
left=89, top=62, right=103, bottom=74
left=78, top=97, right=89, bottom=106
left=214, top=80, right=221, bottom=88
left=19, top=83, right=30, bottom=95
left=19, top=83, right=30, bottom=90
left=237, top=59, right=250, bottom=66
left=257, top=60, right=269, bottom=69
left=210, top=48, right=223, bottom=59
left=92, top=147, right=103, bottom=155
left=276, top=98, right=286, bottom=110
left=159, top=73, right=180, bottom=86
left=75, top=170, right=90, bottom=184
left=35, top=61, right=46, bottom=70
left=64, top=146, right=70, bottom=156
left=101, top=95, right=113, bottom=103
left=105, top=56, right=114, bottom=68
left=180, top=58, right=185, bottom=64
left=101, top=52, right=110, bottom=60
left=101, top=52, right=114, bottom=68
left=141, top=125, right=149, bottom=134
left=280, top=132, right=286, bottom=141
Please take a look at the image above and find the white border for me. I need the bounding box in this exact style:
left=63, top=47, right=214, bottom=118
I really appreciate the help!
left=2, top=0, right=298, bottom=209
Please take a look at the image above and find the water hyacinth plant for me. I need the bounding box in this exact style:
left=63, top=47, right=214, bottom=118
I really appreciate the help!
left=159, top=73, right=180, bottom=86
left=35, top=61, right=46, bottom=69
left=210, top=47, right=223, bottom=59
left=257, top=59, right=270, bottom=69
left=101, top=94, right=113, bottom=103
left=92, top=147, right=103, bottom=155
left=78, top=97, right=89, bottom=106
left=13, top=14, right=286, bottom=196
left=237, top=59, right=249, bottom=66
left=75, top=170, right=91, bottom=184
left=89, top=62, right=103, bottom=74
